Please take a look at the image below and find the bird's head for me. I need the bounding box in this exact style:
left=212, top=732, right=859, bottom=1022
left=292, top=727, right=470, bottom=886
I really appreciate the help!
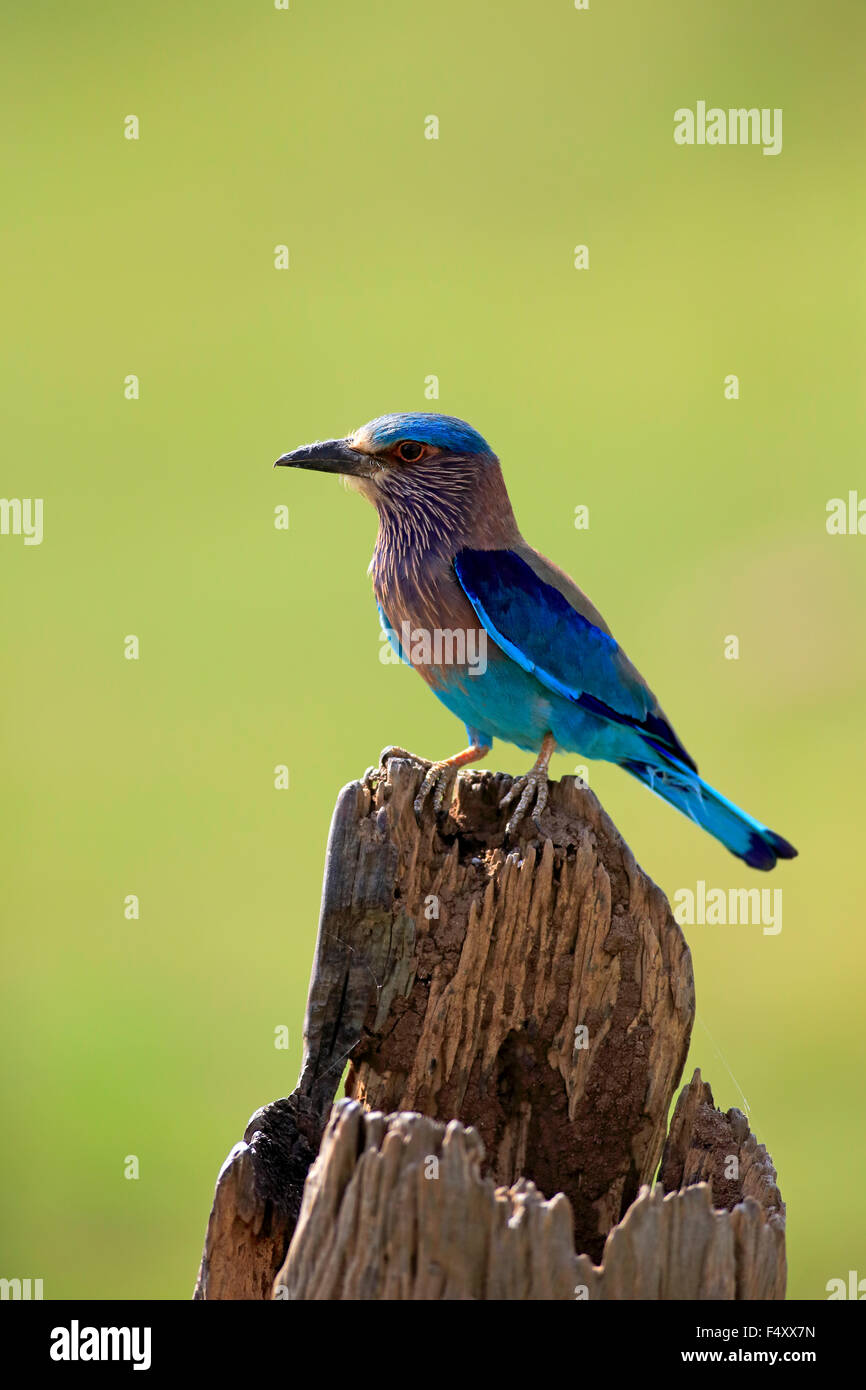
left=274, top=413, right=498, bottom=516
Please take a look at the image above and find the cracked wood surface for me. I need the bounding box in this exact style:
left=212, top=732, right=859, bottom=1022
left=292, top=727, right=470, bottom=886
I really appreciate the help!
left=572, top=1068, right=786, bottom=1300
left=342, top=758, right=695, bottom=1262
left=274, top=1102, right=579, bottom=1301
left=658, top=1067, right=787, bottom=1299
left=194, top=756, right=788, bottom=1300
left=273, top=1094, right=786, bottom=1301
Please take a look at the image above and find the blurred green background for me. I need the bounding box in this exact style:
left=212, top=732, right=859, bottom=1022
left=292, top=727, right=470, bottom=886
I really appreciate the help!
left=2, top=0, right=863, bottom=1300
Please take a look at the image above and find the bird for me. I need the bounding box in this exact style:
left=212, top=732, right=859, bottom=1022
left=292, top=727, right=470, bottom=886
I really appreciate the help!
left=275, top=412, right=797, bottom=870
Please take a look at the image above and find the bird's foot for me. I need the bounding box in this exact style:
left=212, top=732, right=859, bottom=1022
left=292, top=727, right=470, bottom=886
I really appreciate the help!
left=499, top=769, right=550, bottom=838
left=414, top=760, right=461, bottom=819
left=499, top=733, right=556, bottom=838
left=363, top=746, right=431, bottom=793
left=366, top=743, right=490, bottom=821
left=378, top=745, right=432, bottom=770
left=372, top=743, right=491, bottom=822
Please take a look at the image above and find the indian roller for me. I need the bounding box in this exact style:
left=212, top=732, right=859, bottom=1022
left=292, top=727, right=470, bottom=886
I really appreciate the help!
left=275, top=413, right=797, bottom=870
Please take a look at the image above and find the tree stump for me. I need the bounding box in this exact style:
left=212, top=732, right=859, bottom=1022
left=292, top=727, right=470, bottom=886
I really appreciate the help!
left=195, top=758, right=786, bottom=1300
left=273, top=1103, right=579, bottom=1301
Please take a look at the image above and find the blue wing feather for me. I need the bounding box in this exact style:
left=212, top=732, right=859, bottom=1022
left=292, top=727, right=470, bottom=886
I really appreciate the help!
left=453, top=547, right=697, bottom=772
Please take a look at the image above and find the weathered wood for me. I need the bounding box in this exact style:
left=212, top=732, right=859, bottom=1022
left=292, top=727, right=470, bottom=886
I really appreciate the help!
left=273, top=1101, right=579, bottom=1301
left=574, top=1183, right=749, bottom=1300
left=196, top=757, right=785, bottom=1300
left=570, top=1069, right=786, bottom=1300
left=272, top=1092, right=786, bottom=1301
left=342, top=758, right=695, bottom=1261
left=195, top=762, right=419, bottom=1300
left=658, top=1067, right=787, bottom=1299
left=194, top=1094, right=321, bottom=1301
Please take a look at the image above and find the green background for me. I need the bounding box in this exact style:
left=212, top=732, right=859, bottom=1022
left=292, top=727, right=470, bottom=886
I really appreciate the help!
left=2, top=0, right=863, bottom=1300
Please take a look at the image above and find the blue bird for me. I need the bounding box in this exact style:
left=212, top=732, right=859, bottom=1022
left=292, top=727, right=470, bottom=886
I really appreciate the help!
left=275, top=413, right=797, bottom=870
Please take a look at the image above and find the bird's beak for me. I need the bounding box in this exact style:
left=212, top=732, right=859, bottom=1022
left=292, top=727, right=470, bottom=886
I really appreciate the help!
left=273, top=437, right=377, bottom=477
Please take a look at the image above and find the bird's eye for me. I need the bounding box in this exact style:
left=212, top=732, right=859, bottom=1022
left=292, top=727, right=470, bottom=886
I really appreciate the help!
left=395, top=441, right=424, bottom=462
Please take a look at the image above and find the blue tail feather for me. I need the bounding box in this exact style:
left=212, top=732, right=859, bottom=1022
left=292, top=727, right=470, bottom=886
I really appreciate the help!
left=619, top=756, right=797, bottom=871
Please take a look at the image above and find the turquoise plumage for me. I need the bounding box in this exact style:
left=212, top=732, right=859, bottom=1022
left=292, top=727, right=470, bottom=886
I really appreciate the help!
left=276, top=413, right=797, bottom=871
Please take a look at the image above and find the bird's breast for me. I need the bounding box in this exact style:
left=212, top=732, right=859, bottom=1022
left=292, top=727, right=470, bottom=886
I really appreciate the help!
left=374, top=559, right=490, bottom=691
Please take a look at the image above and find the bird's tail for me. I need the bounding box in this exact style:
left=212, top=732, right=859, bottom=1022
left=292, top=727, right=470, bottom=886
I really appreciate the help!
left=619, top=753, right=797, bottom=871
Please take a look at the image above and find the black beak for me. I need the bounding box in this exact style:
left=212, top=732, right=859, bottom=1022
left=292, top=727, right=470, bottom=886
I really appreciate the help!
left=273, top=438, right=377, bottom=477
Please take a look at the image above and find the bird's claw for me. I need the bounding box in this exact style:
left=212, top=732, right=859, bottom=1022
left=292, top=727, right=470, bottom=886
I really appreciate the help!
left=378, top=745, right=432, bottom=770
left=363, top=747, right=427, bottom=793
left=369, top=747, right=448, bottom=821
left=413, top=761, right=457, bottom=821
left=499, top=769, right=550, bottom=838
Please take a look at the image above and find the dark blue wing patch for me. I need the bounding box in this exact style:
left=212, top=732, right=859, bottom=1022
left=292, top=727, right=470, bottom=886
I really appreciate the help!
left=453, top=547, right=697, bottom=772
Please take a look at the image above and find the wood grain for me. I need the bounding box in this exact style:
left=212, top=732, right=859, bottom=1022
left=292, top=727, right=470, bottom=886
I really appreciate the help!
left=196, top=757, right=785, bottom=1301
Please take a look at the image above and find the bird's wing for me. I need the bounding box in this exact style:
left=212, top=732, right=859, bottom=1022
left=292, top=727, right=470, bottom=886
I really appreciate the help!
left=453, top=544, right=697, bottom=771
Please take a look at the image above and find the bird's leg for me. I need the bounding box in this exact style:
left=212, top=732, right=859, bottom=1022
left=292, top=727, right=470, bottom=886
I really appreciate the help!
left=499, top=732, right=556, bottom=837
left=411, top=742, right=491, bottom=820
